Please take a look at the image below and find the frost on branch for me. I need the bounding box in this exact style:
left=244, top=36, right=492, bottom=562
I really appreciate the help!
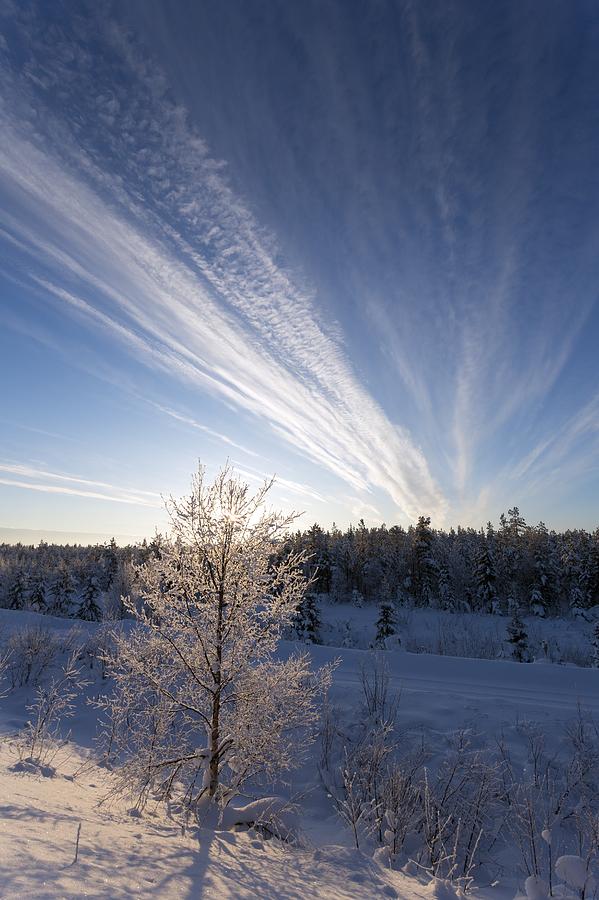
left=101, top=463, right=333, bottom=822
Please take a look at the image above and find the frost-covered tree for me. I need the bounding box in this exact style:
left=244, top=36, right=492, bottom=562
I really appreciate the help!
left=497, top=508, right=528, bottom=609
left=375, top=600, right=397, bottom=647
left=589, top=529, right=599, bottom=607
left=79, top=575, right=102, bottom=621
left=49, top=565, right=75, bottom=616
left=437, top=561, right=455, bottom=611
left=592, top=623, right=599, bottom=669
left=529, top=523, right=552, bottom=616
left=7, top=569, right=27, bottom=610
left=296, top=592, right=322, bottom=644
left=529, top=586, right=545, bottom=618
left=474, top=540, right=497, bottom=612
left=97, top=537, right=119, bottom=592
left=411, top=516, right=437, bottom=606
left=28, top=573, right=47, bottom=613
left=304, top=523, right=332, bottom=594
left=375, top=580, right=397, bottom=647
left=507, top=609, right=530, bottom=662
left=103, top=464, right=333, bottom=820
left=562, top=531, right=592, bottom=614
left=330, top=532, right=359, bottom=601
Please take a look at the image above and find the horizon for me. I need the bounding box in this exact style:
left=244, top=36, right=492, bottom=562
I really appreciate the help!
left=2, top=503, right=598, bottom=549
left=2, top=1, right=599, bottom=537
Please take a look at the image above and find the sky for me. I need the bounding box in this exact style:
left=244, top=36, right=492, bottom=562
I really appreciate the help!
left=1, top=0, right=599, bottom=542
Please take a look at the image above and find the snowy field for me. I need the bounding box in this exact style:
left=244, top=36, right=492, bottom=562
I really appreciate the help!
left=0, top=739, right=415, bottom=899
left=1, top=608, right=598, bottom=898
left=317, top=599, right=598, bottom=667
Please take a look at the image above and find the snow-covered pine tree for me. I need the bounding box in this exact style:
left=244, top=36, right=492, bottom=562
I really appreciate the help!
left=351, top=587, right=364, bottom=607
left=529, top=522, right=550, bottom=616
left=79, top=574, right=102, bottom=621
left=341, top=620, right=356, bottom=647
left=411, top=516, right=437, bottom=606
left=529, top=586, right=545, bottom=618
left=474, top=539, right=497, bottom=612
left=437, top=561, right=455, bottom=611
left=49, top=565, right=75, bottom=616
left=100, top=537, right=119, bottom=591
left=295, top=592, right=322, bottom=643
left=497, top=508, right=528, bottom=611
left=507, top=609, right=530, bottom=662
left=589, top=528, right=599, bottom=607
left=374, top=578, right=397, bottom=648
left=331, top=533, right=358, bottom=601
left=102, top=463, right=333, bottom=820
left=7, top=569, right=27, bottom=610
left=562, top=532, right=591, bottom=615
left=568, top=579, right=586, bottom=615
left=28, top=572, right=47, bottom=613
left=304, top=523, right=332, bottom=594
left=375, top=599, right=396, bottom=648
left=592, top=622, right=599, bottom=668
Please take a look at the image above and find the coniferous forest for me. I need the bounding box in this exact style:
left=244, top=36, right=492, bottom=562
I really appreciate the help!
left=3, top=508, right=599, bottom=622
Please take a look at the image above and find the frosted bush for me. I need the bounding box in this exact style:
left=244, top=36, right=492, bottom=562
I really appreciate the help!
left=16, top=650, right=88, bottom=768
left=5, top=625, right=62, bottom=688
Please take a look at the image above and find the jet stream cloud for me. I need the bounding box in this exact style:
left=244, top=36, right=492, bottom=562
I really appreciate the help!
left=2, top=0, right=599, bottom=531
left=0, top=6, right=445, bottom=522
left=0, top=463, right=161, bottom=508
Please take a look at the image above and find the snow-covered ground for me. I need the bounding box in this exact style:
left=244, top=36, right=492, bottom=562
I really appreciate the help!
left=0, top=608, right=598, bottom=898
left=0, top=740, right=419, bottom=899
left=318, top=599, right=597, bottom=667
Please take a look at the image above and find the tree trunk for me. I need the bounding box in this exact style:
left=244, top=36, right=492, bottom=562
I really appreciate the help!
left=208, top=576, right=226, bottom=798
left=208, top=687, right=221, bottom=797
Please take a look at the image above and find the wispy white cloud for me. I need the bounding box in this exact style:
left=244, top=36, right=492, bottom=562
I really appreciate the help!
left=232, top=463, right=326, bottom=505
left=0, top=18, right=447, bottom=522
left=0, top=462, right=161, bottom=507
left=7, top=3, right=596, bottom=529
left=0, top=417, right=75, bottom=443
left=348, top=497, right=384, bottom=527
left=346, top=2, right=599, bottom=517
left=145, top=402, right=261, bottom=460
left=509, top=392, right=599, bottom=491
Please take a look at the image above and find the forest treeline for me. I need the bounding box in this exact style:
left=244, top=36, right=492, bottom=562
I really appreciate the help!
left=1, top=508, right=599, bottom=620
left=286, top=507, right=599, bottom=617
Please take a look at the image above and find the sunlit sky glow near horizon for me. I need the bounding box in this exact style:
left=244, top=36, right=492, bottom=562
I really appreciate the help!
left=2, top=0, right=599, bottom=543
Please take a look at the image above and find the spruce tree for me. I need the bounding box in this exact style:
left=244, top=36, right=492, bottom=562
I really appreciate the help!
left=563, top=532, right=591, bottom=614
left=507, top=609, right=529, bottom=662
left=589, top=529, right=599, bottom=606
left=49, top=566, right=75, bottom=616
left=28, top=573, right=47, bottom=612
left=296, top=592, right=321, bottom=644
left=569, top=572, right=589, bottom=614
left=375, top=597, right=397, bottom=647
left=7, top=570, right=27, bottom=610
left=412, top=516, right=437, bottom=606
left=79, top=574, right=102, bottom=621
left=529, top=586, right=545, bottom=617
left=592, top=622, right=599, bottom=668
left=530, top=522, right=551, bottom=616
left=305, top=523, right=332, bottom=594
left=437, top=562, right=455, bottom=611
left=100, top=537, right=120, bottom=591
left=474, top=540, right=497, bottom=612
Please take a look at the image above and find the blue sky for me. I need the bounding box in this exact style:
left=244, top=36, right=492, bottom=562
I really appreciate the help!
left=1, top=0, right=599, bottom=541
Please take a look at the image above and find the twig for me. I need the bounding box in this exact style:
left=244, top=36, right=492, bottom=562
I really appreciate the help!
left=72, top=822, right=82, bottom=865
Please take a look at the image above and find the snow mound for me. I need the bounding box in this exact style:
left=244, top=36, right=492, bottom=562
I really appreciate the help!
left=524, top=874, right=550, bottom=900
left=555, top=855, right=593, bottom=891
